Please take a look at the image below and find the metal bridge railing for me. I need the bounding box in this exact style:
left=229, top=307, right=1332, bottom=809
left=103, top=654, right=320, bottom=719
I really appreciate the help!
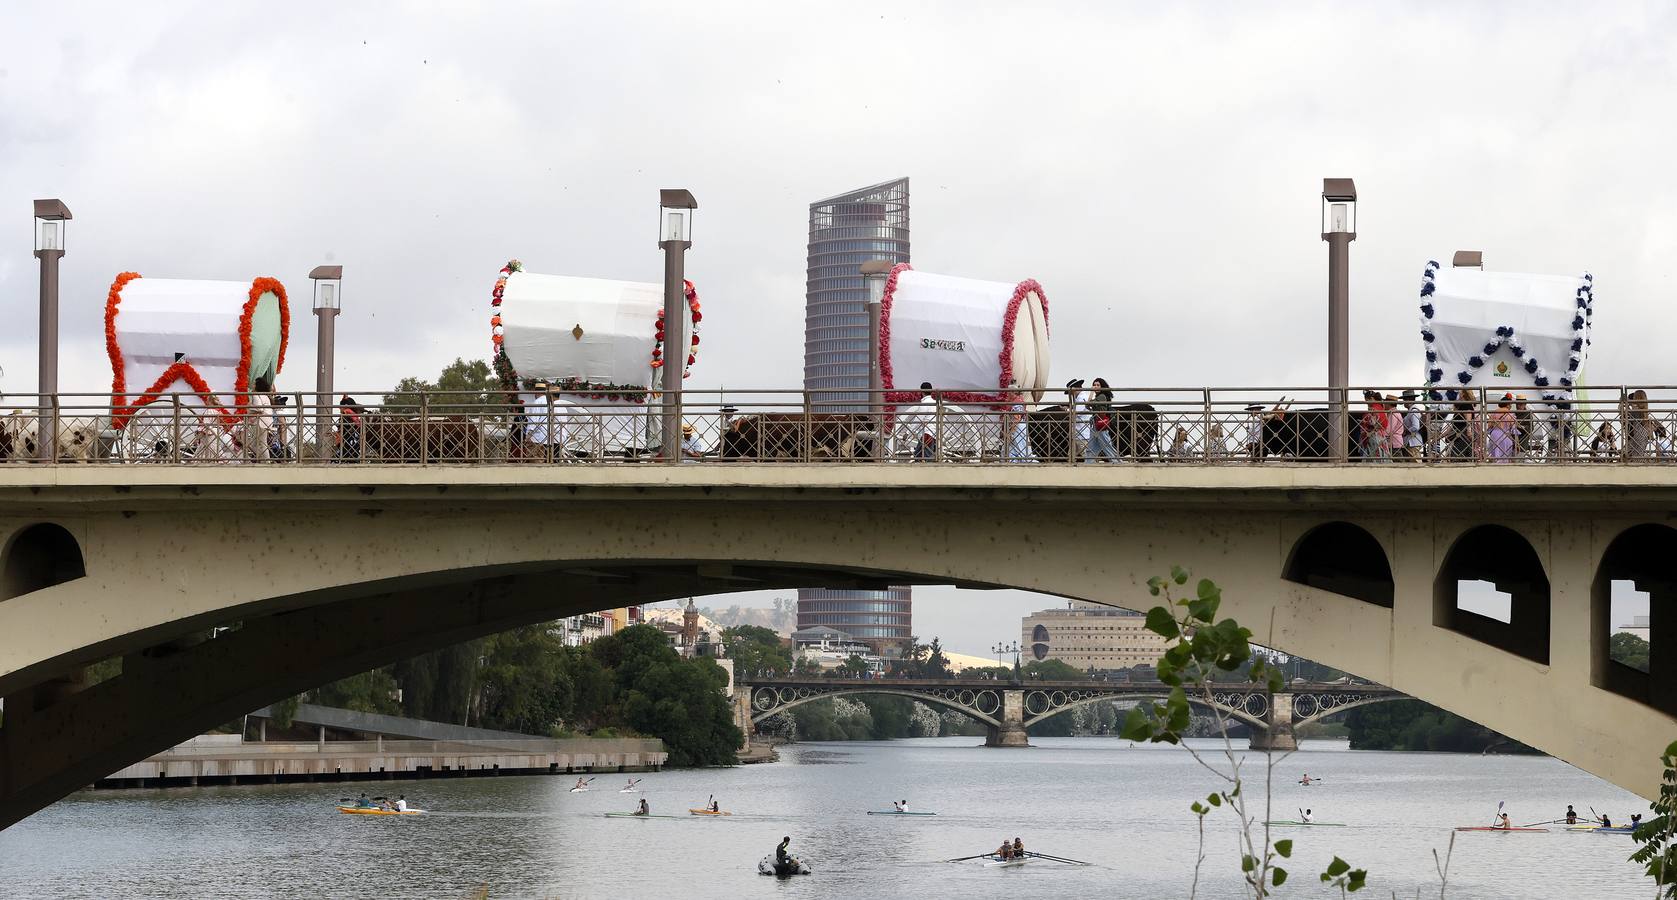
left=3, top=386, right=1674, bottom=466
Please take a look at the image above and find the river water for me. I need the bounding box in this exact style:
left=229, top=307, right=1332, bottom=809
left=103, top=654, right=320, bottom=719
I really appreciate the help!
left=0, top=737, right=1655, bottom=899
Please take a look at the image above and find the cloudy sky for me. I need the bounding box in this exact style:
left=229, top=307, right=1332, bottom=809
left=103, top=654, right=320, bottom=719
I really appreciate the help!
left=3, top=2, right=1670, bottom=654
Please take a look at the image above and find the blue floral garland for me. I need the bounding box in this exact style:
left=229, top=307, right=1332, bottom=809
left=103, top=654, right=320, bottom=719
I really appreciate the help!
left=1420, top=262, right=1593, bottom=405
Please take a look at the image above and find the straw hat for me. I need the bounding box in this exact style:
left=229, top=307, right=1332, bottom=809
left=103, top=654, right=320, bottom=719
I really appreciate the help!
left=681, top=423, right=694, bottom=435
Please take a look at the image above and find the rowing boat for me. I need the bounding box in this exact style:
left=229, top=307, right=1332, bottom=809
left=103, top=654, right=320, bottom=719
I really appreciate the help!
left=866, top=810, right=937, bottom=816
left=604, top=812, right=678, bottom=819
left=1264, top=820, right=1345, bottom=827
left=337, top=806, right=424, bottom=816
left=1566, top=824, right=1603, bottom=831
left=1454, top=826, right=1547, bottom=833
left=619, top=788, right=642, bottom=793
left=689, top=808, right=733, bottom=816
left=983, top=857, right=1030, bottom=868
left=569, top=787, right=590, bottom=793
left=1594, top=826, right=1637, bottom=834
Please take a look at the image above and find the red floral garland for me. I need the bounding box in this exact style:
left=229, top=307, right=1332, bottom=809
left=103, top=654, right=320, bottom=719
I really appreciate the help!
left=112, top=361, right=238, bottom=430
left=105, top=271, right=143, bottom=413
left=234, top=276, right=290, bottom=409
left=652, top=280, right=701, bottom=379
left=878, top=264, right=1050, bottom=406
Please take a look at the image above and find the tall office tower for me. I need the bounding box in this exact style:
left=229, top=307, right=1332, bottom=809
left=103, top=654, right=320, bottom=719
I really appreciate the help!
left=804, top=177, right=911, bottom=405
left=800, top=178, right=913, bottom=656
left=796, top=586, right=914, bottom=657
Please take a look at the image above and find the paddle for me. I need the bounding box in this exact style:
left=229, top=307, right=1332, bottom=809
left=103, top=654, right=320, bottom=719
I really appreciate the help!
left=1491, top=800, right=1504, bottom=827
left=1519, top=818, right=1564, bottom=828
left=943, top=853, right=997, bottom=863
left=1025, top=851, right=1092, bottom=866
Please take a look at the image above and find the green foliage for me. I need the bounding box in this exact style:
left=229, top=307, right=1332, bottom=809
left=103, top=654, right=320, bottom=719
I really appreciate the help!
left=382, top=357, right=501, bottom=411
left=838, top=655, right=871, bottom=677
left=476, top=625, right=574, bottom=735
left=1344, top=699, right=1536, bottom=753
left=1630, top=740, right=1677, bottom=895
left=1319, top=856, right=1367, bottom=894
left=722, top=625, right=793, bottom=676
left=598, top=625, right=740, bottom=766
left=1610, top=631, right=1651, bottom=673
left=309, top=668, right=402, bottom=716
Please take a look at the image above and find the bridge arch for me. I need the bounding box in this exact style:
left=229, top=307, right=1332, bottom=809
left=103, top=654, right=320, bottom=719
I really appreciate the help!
left=1283, top=521, right=1393, bottom=607
left=1433, top=524, right=1550, bottom=664
left=747, top=684, right=1003, bottom=729
left=1593, top=524, right=1677, bottom=716
left=2, top=522, right=85, bottom=601
left=1025, top=689, right=1269, bottom=733
left=1289, top=692, right=1406, bottom=729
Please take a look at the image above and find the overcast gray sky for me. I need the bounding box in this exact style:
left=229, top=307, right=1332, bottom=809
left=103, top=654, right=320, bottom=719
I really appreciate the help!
left=3, top=2, right=1672, bottom=655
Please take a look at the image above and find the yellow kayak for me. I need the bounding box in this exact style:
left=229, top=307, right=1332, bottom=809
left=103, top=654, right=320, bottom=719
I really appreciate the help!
left=337, top=806, right=424, bottom=816
left=689, top=808, right=733, bottom=816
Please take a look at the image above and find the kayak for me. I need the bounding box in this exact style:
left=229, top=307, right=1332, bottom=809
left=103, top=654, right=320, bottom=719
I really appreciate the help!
left=337, top=806, right=423, bottom=816
left=867, top=810, right=937, bottom=816
left=1566, top=824, right=1603, bottom=831
left=619, top=788, right=642, bottom=793
left=569, top=787, right=590, bottom=793
left=604, top=812, right=677, bottom=819
left=1595, top=827, right=1637, bottom=834
left=689, top=808, right=733, bottom=816
left=1264, top=820, right=1345, bottom=827
left=984, top=857, right=1030, bottom=868
left=1455, top=826, right=1547, bottom=833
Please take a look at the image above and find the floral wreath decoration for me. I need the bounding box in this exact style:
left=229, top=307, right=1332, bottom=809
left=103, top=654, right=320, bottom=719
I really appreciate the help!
left=489, top=260, right=702, bottom=402
left=1419, top=259, right=1593, bottom=406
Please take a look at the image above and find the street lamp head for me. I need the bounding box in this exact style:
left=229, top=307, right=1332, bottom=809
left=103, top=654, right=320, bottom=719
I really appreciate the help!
left=1320, top=178, right=1357, bottom=238
left=33, top=199, right=71, bottom=253
left=1451, top=250, right=1483, bottom=269
left=659, top=189, right=697, bottom=244
left=861, top=259, right=892, bottom=305
left=309, top=264, right=343, bottom=312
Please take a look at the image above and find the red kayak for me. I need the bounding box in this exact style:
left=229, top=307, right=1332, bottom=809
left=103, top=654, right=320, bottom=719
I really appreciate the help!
left=1455, top=826, right=1547, bottom=833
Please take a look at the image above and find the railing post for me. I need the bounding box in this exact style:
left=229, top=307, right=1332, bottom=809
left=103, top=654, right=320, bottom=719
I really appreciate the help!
left=934, top=393, right=946, bottom=462
left=802, top=391, right=814, bottom=462
left=46, top=394, right=61, bottom=462
left=1202, top=388, right=1213, bottom=463
left=419, top=391, right=429, bottom=466
left=1066, top=397, right=1077, bottom=464
left=170, top=395, right=182, bottom=463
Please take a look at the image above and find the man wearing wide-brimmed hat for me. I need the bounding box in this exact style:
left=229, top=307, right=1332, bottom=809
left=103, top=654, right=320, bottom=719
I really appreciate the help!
left=1064, top=379, right=1089, bottom=461
left=1399, top=390, right=1425, bottom=461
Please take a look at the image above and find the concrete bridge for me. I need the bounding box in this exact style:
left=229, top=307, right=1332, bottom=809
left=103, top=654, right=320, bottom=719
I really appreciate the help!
left=1, top=463, right=1675, bottom=829
left=736, top=676, right=1403, bottom=749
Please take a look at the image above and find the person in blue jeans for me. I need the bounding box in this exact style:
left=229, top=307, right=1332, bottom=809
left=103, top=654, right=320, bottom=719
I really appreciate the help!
left=1084, top=377, right=1117, bottom=462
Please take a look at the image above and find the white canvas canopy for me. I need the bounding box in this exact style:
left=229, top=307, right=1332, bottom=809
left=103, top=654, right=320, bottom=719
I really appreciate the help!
left=880, top=266, right=1049, bottom=405
left=1419, top=261, right=1593, bottom=404
left=107, top=274, right=289, bottom=428
left=499, top=272, right=672, bottom=389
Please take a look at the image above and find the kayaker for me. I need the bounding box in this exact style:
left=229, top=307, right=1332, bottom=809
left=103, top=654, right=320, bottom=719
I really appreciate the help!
left=1300, top=808, right=1313, bottom=824
left=1495, top=813, right=1512, bottom=830
left=636, top=799, right=650, bottom=817
left=1299, top=773, right=1312, bottom=785
left=1631, top=814, right=1643, bottom=829
left=394, top=796, right=408, bottom=813
left=625, top=778, right=640, bottom=791
left=1599, top=813, right=1612, bottom=828
left=776, top=836, right=792, bottom=866
left=1012, top=837, right=1025, bottom=858
left=710, top=797, right=721, bottom=813
left=1565, top=804, right=1578, bottom=824
left=574, top=777, right=588, bottom=791
left=356, top=792, right=372, bottom=809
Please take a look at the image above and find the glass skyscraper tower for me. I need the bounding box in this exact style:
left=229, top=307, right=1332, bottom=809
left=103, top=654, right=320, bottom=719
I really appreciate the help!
left=799, top=178, right=912, bottom=656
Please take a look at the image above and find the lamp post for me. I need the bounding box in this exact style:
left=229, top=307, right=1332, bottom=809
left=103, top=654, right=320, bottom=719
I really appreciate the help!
left=861, top=259, right=893, bottom=460
left=33, top=200, right=71, bottom=461
left=309, top=265, right=343, bottom=460
left=658, top=189, right=697, bottom=463
left=1321, top=178, right=1357, bottom=462
left=992, top=640, right=1022, bottom=683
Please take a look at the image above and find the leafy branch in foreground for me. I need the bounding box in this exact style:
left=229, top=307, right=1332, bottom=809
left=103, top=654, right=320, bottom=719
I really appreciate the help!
left=1120, top=566, right=1364, bottom=898
left=1630, top=740, right=1677, bottom=896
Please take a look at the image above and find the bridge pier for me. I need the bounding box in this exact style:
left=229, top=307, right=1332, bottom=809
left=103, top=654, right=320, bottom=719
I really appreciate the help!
left=986, top=689, right=1030, bottom=747
left=1248, top=693, right=1298, bottom=752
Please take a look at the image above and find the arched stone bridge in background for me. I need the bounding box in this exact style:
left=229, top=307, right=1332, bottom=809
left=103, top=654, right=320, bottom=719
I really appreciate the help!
left=2, top=464, right=1676, bottom=829
left=736, top=677, right=1403, bottom=749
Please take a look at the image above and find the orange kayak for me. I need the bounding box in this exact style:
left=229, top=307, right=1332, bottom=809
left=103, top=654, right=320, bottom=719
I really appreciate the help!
left=688, top=808, right=732, bottom=816
left=337, top=806, right=423, bottom=816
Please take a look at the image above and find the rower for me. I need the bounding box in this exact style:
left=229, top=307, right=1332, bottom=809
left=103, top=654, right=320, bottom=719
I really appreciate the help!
left=1599, top=813, right=1612, bottom=828
left=356, top=792, right=372, bottom=809
left=1495, top=813, right=1512, bottom=830
left=1300, top=808, right=1313, bottom=824
left=574, top=777, right=588, bottom=790
left=776, top=836, right=792, bottom=866
left=1013, top=837, right=1025, bottom=858
left=1299, top=773, right=1312, bottom=785
left=625, top=778, right=640, bottom=790
left=894, top=799, right=908, bottom=812
left=1631, top=814, right=1643, bottom=829
left=636, top=798, right=650, bottom=817
left=394, top=795, right=407, bottom=812
left=1565, top=804, right=1577, bottom=824
left=997, top=839, right=1013, bottom=860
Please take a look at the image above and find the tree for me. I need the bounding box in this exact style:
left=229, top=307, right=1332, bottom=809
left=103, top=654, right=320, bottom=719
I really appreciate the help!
left=838, top=655, right=871, bottom=678
left=476, top=625, right=574, bottom=735
left=309, top=668, right=402, bottom=716
left=592, top=625, right=741, bottom=765
left=1611, top=631, right=1651, bottom=673
left=382, top=357, right=500, bottom=411
left=723, top=625, right=792, bottom=677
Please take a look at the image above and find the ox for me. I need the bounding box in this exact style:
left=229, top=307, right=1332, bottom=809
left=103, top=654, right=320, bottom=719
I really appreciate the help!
left=1026, top=404, right=1160, bottom=461
left=720, top=413, right=874, bottom=461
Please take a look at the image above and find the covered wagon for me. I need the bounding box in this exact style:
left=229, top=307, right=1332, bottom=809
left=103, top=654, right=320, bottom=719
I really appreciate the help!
left=104, top=272, right=291, bottom=458
left=489, top=259, right=702, bottom=456
left=1419, top=259, right=1594, bottom=404
left=878, top=264, right=1050, bottom=457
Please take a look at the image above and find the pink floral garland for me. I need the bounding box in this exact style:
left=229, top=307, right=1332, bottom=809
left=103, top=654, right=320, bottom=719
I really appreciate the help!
left=878, top=264, right=1050, bottom=406
left=652, top=281, right=701, bottom=378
